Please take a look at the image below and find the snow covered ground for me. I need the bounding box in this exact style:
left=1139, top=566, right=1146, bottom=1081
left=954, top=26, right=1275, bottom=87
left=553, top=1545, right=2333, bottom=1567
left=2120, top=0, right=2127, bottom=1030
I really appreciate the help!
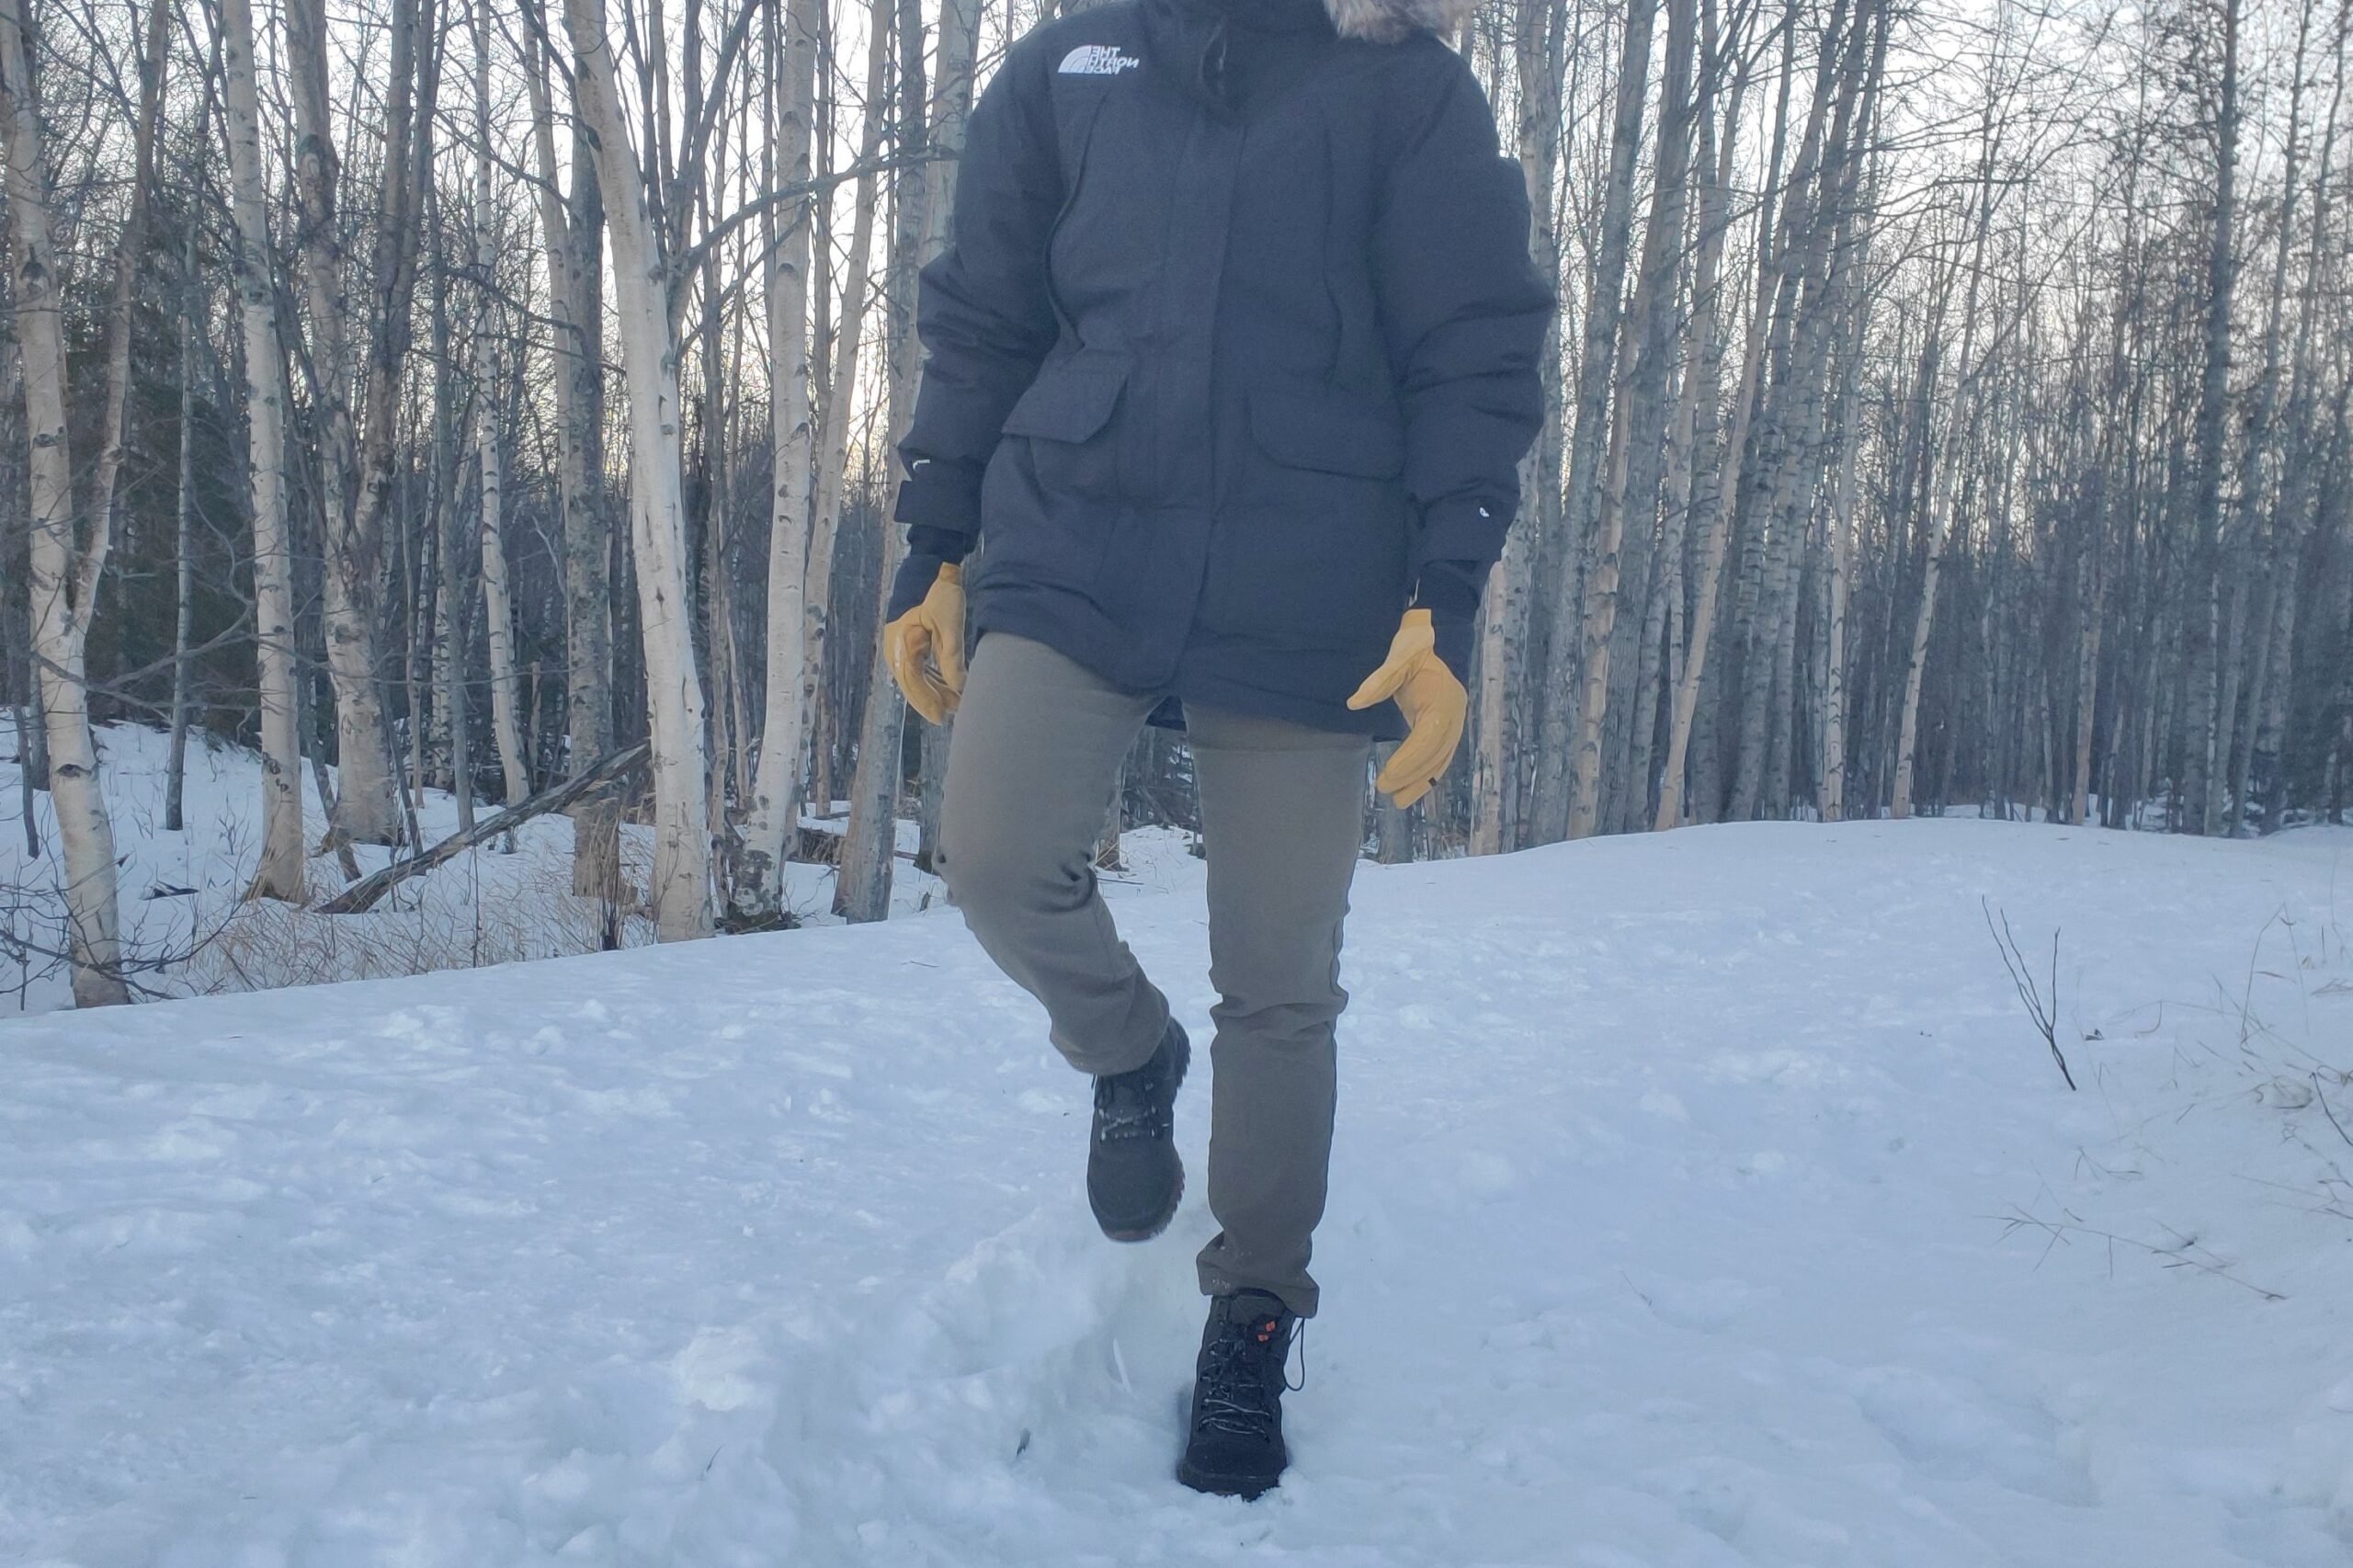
left=4, top=817, right=2352, bottom=1565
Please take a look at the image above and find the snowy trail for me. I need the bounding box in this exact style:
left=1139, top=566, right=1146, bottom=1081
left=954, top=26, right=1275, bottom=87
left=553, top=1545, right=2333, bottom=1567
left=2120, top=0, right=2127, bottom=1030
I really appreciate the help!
left=6, top=820, right=2353, bottom=1566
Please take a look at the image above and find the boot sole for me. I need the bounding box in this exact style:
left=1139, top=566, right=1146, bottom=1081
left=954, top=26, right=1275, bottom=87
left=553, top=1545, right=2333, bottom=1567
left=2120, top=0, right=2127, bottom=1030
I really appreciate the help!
left=1090, top=1024, right=1190, bottom=1244
left=1177, top=1457, right=1279, bottom=1500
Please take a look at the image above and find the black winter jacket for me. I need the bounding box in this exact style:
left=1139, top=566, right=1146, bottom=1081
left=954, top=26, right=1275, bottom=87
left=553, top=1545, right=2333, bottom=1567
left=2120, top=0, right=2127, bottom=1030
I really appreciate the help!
left=890, top=0, right=1554, bottom=736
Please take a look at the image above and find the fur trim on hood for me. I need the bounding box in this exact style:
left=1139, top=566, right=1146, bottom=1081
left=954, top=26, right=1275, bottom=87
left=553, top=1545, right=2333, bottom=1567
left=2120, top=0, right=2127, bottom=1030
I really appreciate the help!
left=1322, top=0, right=1474, bottom=43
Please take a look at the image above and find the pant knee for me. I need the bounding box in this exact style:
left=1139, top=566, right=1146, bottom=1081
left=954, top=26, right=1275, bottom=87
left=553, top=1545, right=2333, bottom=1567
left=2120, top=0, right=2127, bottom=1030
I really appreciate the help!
left=938, top=829, right=1087, bottom=932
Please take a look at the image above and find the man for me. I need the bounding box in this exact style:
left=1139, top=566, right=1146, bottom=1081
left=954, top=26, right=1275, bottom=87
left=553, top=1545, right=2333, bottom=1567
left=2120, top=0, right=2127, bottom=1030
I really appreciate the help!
left=881, top=0, right=1552, bottom=1499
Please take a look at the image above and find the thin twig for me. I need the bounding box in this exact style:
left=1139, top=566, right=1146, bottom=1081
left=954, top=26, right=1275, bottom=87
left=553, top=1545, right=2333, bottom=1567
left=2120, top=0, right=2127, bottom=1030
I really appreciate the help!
left=1995, top=1207, right=2285, bottom=1301
left=1984, top=897, right=2076, bottom=1090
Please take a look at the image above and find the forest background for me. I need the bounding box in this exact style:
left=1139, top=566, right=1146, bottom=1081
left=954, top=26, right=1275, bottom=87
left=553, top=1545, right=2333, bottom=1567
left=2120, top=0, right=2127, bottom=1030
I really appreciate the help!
left=3, top=0, right=2347, bottom=1008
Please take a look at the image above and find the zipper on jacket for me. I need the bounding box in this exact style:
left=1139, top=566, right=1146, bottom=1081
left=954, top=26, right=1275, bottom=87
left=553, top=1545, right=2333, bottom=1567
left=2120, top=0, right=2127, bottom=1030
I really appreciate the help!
left=1043, top=83, right=1116, bottom=351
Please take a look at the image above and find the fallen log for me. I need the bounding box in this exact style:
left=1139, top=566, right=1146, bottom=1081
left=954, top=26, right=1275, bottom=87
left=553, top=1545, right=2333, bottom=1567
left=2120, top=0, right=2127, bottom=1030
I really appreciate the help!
left=314, top=744, right=650, bottom=915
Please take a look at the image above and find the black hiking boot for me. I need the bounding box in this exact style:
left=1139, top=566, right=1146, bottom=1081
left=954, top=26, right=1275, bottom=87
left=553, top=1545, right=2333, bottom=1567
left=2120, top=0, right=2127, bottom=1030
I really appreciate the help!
left=1178, top=1290, right=1299, bottom=1500
left=1087, top=1018, right=1189, bottom=1242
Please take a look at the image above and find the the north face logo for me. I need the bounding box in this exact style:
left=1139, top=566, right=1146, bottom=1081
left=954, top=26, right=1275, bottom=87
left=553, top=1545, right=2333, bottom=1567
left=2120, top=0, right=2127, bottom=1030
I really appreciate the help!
left=1059, top=43, right=1142, bottom=74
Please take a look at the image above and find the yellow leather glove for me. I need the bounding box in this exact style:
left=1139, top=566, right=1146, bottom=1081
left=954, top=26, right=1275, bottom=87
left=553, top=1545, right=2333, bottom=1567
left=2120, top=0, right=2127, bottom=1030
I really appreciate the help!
left=1346, top=608, right=1468, bottom=811
left=883, top=562, right=966, bottom=725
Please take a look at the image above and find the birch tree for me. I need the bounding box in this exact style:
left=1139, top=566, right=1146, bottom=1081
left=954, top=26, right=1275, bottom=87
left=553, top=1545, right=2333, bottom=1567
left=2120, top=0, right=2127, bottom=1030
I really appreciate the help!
left=285, top=0, right=431, bottom=847
left=730, top=0, right=825, bottom=922
left=0, top=0, right=166, bottom=1004
left=1566, top=0, right=1695, bottom=839
left=519, top=0, right=619, bottom=895
left=559, top=0, right=716, bottom=941
left=218, top=0, right=305, bottom=901
left=474, top=0, right=529, bottom=812
left=1534, top=0, right=1657, bottom=843
left=841, top=0, right=982, bottom=920
left=2177, top=0, right=2241, bottom=835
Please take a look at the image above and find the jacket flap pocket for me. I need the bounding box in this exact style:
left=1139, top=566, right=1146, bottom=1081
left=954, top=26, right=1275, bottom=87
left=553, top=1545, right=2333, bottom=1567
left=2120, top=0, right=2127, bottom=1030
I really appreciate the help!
left=1248, top=386, right=1406, bottom=479
left=1001, top=358, right=1128, bottom=443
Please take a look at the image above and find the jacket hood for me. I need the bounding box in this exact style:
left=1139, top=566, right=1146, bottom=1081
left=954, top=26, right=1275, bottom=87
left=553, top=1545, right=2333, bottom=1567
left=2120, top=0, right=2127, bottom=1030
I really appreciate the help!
left=1140, top=0, right=1467, bottom=122
left=1150, top=0, right=1471, bottom=45
left=1320, top=0, right=1473, bottom=43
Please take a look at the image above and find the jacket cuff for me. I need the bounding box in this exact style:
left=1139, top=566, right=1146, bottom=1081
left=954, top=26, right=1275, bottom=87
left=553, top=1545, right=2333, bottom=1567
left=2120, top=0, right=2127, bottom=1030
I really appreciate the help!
left=887, top=550, right=952, bottom=624
left=906, top=524, right=973, bottom=566
left=1410, top=493, right=1513, bottom=579
left=892, top=454, right=986, bottom=536
left=1411, top=557, right=1484, bottom=686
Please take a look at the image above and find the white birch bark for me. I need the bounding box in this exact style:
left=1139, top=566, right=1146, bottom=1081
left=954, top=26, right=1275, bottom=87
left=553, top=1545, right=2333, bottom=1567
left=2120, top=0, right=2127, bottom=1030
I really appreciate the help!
left=2178, top=0, right=2242, bottom=836
left=1471, top=0, right=1565, bottom=857
left=0, top=0, right=135, bottom=1003
left=220, top=0, right=305, bottom=903
left=561, top=0, right=714, bottom=941
left=800, top=0, right=893, bottom=828
left=1821, top=362, right=1859, bottom=822
left=1891, top=131, right=1998, bottom=821
left=520, top=2, right=620, bottom=893
left=1568, top=0, right=1693, bottom=839
left=474, top=1, right=529, bottom=812
left=839, top=0, right=980, bottom=921
left=1655, top=8, right=1808, bottom=831
left=1534, top=0, right=1658, bottom=842
left=166, top=229, right=198, bottom=835
left=285, top=0, right=409, bottom=846
left=732, top=0, right=824, bottom=919
left=426, top=222, right=473, bottom=829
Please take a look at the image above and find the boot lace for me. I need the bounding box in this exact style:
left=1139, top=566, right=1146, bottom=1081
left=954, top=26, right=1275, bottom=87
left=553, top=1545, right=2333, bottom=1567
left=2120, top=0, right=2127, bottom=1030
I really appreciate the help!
left=1093, top=1057, right=1171, bottom=1142
left=1195, top=1314, right=1302, bottom=1437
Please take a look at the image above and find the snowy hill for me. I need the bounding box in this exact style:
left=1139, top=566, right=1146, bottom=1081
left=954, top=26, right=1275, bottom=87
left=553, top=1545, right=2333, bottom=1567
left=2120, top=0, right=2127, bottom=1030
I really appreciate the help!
left=5, top=819, right=2352, bottom=1565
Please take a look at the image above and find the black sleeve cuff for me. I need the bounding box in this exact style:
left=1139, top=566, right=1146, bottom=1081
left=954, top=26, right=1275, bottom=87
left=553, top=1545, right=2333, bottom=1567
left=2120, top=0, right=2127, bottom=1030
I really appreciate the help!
left=892, top=454, right=986, bottom=535
left=1410, top=493, right=1514, bottom=579
left=1412, top=558, right=1484, bottom=686
left=905, top=525, right=973, bottom=566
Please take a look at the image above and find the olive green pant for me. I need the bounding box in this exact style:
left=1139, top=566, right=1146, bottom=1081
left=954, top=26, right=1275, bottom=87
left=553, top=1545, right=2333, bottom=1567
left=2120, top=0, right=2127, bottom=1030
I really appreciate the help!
left=936, top=632, right=1369, bottom=1317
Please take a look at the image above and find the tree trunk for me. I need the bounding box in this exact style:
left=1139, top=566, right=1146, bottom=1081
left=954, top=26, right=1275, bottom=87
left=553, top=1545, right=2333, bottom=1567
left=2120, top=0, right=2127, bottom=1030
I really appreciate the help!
left=0, top=0, right=143, bottom=1002
left=475, top=1, right=530, bottom=812
left=1659, top=0, right=1830, bottom=829
left=801, top=0, right=894, bottom=894
left=1738, top=0, right=1878, bottom=822
left=561, top=0, right=714, bottom=942
left=1534, top=0, right=1657, bottom=843
left=2178, top=0, right=2240, bottom=835
left=841, top=0, right=962, bottom=922
left=220, top=0, right=305, bottom=903
left=1567, top=0, right=1691, bottom=839
left=285, top=0, right=421, bottom=847
left=1821, top=327, right=1862, bottom=822
left=733, top=0, right=827, bottom=918
left=1892, top=88, right=1998, bottom=822
left=1471, top=0, right=1564, bottom=857
left=166, top=230, right=198, bottom=836
left=427, top=206, right=474, bottom=832
left=521, top=0, right=620, bottom=895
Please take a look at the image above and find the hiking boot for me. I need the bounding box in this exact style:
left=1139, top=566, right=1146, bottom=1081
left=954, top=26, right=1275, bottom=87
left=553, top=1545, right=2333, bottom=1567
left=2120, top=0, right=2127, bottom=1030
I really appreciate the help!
left=1178, top=1289, right=1299, bottom=1499
left=1087, top=1018, right=1189, bottom=1242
